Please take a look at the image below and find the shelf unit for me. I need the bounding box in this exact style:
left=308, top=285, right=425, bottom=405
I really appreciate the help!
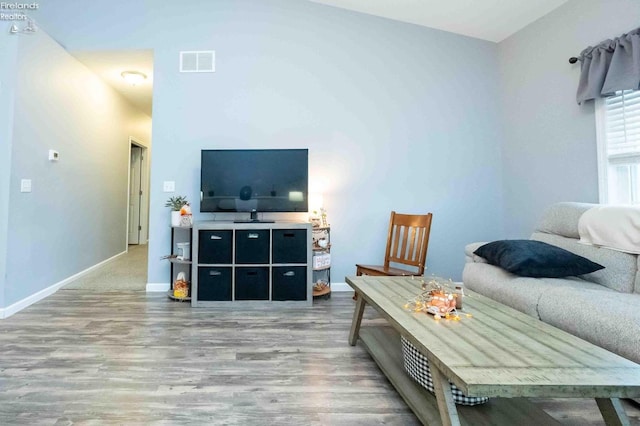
left=312, top=226, right=331, bottom=299
left=167, top=225, right=193, bottom=302
left=191, top=221, right=312, bottom=307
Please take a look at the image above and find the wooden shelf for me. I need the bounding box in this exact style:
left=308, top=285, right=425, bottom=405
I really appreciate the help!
left=313, top=285, right=331, bottom=298
left=168, top=258, right=192, bottom=265
left=167, top=225, right=193, bottom=303
left=312, top=226, right=330, bottom=302
left=358, top=325, right=560, bottom=426
left=167, top=290, right=191, bottom=302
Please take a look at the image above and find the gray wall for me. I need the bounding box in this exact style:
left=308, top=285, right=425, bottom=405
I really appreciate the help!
left=147, top=1, right=504, bottom=284
left=8, top=0, right=636, bottom=304
left=498, top=0, right=640, bottom=237
left=4, top=29, right=151, bottom=306
left=0, top=35, right=19, bottom=308
left=35, top=0, right=504, bottom=286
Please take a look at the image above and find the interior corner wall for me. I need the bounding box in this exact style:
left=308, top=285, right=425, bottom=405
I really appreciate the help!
left=497, top=0, right=640, bottom=237
left=0, top=35, right=19, bottom=309
left=4, top=28, right=151, bottom=308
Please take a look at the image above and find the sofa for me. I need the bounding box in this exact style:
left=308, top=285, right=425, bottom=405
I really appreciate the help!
left=463, top=202, right=640, bottom=365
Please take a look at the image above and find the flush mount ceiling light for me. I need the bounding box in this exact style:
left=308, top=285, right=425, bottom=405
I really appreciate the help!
left=121, top=71, right=147, bottom=86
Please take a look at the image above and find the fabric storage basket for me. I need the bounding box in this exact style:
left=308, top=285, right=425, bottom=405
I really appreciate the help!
left=401, top=336, right=489, bottom=406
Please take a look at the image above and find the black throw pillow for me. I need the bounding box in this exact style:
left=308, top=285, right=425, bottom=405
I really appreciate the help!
left=473, top=240, right=604, bottom=278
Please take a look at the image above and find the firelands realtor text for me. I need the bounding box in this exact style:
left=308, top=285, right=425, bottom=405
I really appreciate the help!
left=0, top=2, right=37, bottom=20
left=1, top=3, right=38, bottom=9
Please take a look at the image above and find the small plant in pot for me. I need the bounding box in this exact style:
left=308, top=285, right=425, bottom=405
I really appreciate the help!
left=165, top=196, right=189, bottom=227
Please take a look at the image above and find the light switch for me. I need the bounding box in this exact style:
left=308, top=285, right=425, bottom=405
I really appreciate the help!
left=20, top=179, right=32, bottom=193
left=163, top=181, right=175, bottom=192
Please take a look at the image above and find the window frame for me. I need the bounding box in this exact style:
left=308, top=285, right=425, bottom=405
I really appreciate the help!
left=594, top=97, right=608, bottom=203
left=594, top=90, right=640, bottom=205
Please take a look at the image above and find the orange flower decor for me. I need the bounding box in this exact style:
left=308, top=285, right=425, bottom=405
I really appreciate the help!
left=403, top=277, right=472, bottom=321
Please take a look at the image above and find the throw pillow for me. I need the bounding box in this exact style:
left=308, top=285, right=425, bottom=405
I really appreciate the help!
left=473, top=239, right=604, bottom=278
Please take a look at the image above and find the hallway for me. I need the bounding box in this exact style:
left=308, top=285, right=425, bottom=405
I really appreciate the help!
left=62, top=245, right=148, bottom=291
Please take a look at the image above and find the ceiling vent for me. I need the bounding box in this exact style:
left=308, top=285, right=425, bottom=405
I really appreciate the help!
left=180, top=51, right=215, bottom=73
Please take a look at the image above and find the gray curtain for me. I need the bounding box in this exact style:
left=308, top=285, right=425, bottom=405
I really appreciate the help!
left=576, top=27, right=640, bottom=104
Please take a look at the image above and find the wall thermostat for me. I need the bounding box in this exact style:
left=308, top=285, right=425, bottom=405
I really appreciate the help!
left=48, top=150, right=59, bottom=161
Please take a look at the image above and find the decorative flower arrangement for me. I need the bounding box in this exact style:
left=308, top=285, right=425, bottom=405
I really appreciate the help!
left=404, top=276, right=472, bottom=322
left=165, top=196, right=189, bottom=211
left=165, top=196, right=192, bottom=226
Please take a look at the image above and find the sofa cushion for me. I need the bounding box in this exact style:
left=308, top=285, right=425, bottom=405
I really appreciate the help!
left=532, top=232, right=638, bottom=293
left=534, top=202, right=595, bottom=239
left=462, top=262, right=609, bottom=319
left=464, top=242, right=488, bottom=263
left=538, top=287, right=640, bottom=365
left=473, top=240, right=604, bottom=278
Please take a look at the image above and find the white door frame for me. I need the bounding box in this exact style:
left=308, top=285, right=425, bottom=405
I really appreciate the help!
left=128, top=145, right=143, bottom=244
left=126, top=136, right=150, bottom=248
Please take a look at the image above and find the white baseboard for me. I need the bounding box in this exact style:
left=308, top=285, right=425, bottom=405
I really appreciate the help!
left=146, top=282, right=170, bottom=292
left=145, top=282, right=349, bottom=294
left=330, top=282, right=351, bottom=292
left=147, top=283, right=351, bottom=293
left=0, top=250, right=127, bottom=319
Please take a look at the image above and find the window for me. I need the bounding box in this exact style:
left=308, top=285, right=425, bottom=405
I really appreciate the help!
left=595, top=90, right=640, bottom=204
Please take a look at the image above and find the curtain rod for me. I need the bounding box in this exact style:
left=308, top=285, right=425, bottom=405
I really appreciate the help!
left=570, top=27, right=640, bottom=65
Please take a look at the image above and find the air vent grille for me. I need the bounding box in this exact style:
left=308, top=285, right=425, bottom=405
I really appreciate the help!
left=180, top=51, right=215, bottom=73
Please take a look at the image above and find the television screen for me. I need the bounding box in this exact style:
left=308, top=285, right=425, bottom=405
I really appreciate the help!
left=200, top=149, right=308, bottom=213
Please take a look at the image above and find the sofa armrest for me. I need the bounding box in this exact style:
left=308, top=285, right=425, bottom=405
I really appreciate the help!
left=465, top=242, right=489, bottom=264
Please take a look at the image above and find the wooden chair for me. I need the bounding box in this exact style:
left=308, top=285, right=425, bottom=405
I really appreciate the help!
left=356, top=211, right=433, bottom=279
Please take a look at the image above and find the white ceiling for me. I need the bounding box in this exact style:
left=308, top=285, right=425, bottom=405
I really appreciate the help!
left=72, top=50, right=153, bottom=117
left=307, top=0, right=570, bottom=42
left=69, top=1, right=568, bottom=116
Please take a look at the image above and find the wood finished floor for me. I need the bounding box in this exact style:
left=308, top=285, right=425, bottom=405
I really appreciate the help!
left=1, top=290, right=640, bottom=425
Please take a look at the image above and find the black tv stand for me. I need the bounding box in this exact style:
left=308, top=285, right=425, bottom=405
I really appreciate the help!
left=192, top=221, right=312, bottom=305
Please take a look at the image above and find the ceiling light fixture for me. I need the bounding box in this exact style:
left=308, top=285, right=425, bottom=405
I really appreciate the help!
left=121, top=71, right=147, bottom=86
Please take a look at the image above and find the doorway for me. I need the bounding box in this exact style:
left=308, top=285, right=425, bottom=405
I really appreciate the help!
left=127, top=137, right=149, bottom=246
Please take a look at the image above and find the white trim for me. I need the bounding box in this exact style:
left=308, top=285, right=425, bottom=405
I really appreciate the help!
left=594, top=97, right=608, bottom=203
left=0, top=251, right=126, bottom=319
left=147, top=282, right=350, bottom=294
left=146, top=282, right=170, bottom=292
left=126, top=136, right=150, bottom=247
left=144, top=282, right=352, bottom=294
left=330, top=282, right=352, bottom=292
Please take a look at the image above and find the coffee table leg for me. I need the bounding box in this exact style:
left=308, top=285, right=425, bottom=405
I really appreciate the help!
left=349, top=295, right=367, bottom=346
left=430, top=363, right=461, bottom=426
left=595, top=398, right=630, bottom=426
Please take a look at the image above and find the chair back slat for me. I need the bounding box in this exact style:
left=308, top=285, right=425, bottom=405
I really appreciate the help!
left=384, top=211, right=433, bottom=275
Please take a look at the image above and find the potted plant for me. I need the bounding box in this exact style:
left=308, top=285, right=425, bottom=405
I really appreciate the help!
left=165, top=196, right=188, bottom=227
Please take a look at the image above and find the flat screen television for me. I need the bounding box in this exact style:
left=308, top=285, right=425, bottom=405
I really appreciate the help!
left=200, top=149, right=308, bottom=221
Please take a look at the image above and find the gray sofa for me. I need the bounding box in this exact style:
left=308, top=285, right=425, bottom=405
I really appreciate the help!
left=463, top=202, right=640, bottom=364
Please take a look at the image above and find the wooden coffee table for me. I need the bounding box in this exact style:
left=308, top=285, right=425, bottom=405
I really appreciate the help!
left=346, top=275, right=640, bottom=426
